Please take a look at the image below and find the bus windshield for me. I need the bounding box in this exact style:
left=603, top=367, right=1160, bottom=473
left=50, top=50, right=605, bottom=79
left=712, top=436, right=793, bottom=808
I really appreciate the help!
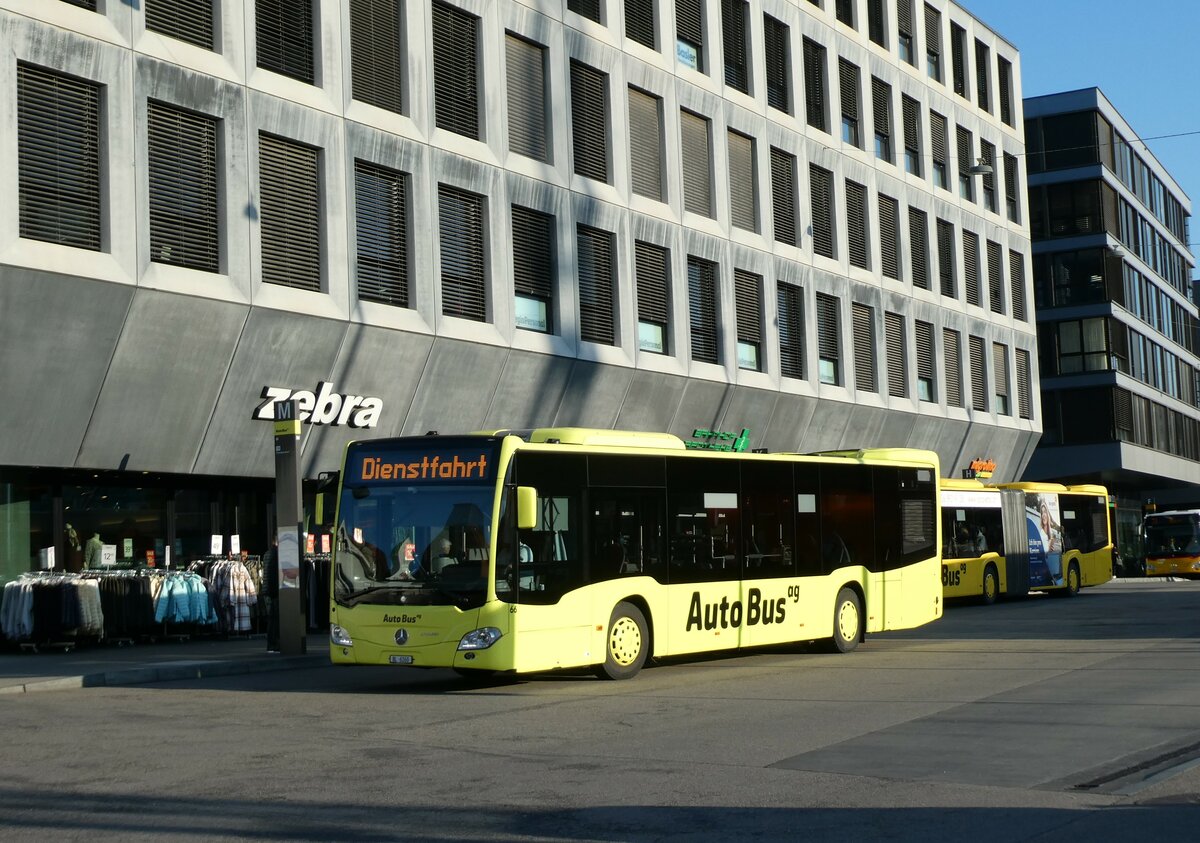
left=1145, top=516, right=1200, bottom=557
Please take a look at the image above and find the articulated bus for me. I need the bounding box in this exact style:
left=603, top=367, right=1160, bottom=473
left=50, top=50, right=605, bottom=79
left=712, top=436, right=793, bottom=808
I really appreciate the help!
left=941, top=480, right=1113, bottom=603
left=327, top=428, right=943, bottom=679
left=1143, top=510, right=1200, bottom=577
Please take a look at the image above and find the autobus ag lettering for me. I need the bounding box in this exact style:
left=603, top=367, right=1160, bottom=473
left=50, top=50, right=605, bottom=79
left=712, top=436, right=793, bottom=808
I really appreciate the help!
left=687, top=589, right=786, bottom=631
left=746, top=588, right=786, bottom=625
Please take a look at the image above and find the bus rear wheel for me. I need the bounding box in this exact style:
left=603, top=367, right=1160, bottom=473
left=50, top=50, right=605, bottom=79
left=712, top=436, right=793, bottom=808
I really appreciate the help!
left=826, top=587, right=862, bottom=653
left=981, top=564, right=999, bottom=606
left=595, top=601, right=649, bottom=680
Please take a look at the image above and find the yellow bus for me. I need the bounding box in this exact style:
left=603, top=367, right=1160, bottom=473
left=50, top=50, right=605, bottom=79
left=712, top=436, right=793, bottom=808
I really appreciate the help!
left=327, top=428, right=943, bottom=679
left=1142, top=510, right=1200, bottom=577
left=941, top=480, right=1113, bottom=603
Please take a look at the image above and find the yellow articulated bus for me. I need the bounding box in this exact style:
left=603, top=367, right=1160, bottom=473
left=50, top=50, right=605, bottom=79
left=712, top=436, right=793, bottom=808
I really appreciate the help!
left=941, top=480, right=1113, bottom=604
left=328, top=428, right=943, bottom=680
left=1142, top=510, right=1200, bottom=577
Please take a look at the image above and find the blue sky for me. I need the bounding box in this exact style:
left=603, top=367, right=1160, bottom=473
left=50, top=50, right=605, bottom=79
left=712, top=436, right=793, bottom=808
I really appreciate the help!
left=966, top=0, right=1200, bottom=253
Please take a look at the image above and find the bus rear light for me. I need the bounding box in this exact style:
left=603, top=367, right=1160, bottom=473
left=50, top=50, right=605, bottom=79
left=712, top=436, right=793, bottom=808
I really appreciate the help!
left=458, top=627, right=502, bottom=651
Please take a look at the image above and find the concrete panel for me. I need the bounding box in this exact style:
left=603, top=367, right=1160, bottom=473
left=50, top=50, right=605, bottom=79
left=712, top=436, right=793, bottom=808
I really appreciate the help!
left=78, top=289, right=248, bottom=473
left=0, top=269, right=132, bottom=467
left=907, top=415, right=971, bottom=476
left=301, top=325, right=436, bottom=476
left=552, top=361, right=634, bottom=428
left=615, top=370, right=689, bottom=432
left=482, top=351, right=577, bottom=430
left=194, top=308, right=348, bottom=477
left=863, top=404, right=919, bottom=450
left=717, top=387, right=780, bottom=449
left=803, top=399, right=857, bottom=452
left=669, top=380, right=732, bottom=441
left=762, top=394, right=818, bottom=453
left=402, top=338, right=509, bottom=436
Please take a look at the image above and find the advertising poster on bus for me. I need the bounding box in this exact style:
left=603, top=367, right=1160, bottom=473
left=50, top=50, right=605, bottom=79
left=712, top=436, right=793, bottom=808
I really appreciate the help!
left=1025, top=493, right=1064, bottom=587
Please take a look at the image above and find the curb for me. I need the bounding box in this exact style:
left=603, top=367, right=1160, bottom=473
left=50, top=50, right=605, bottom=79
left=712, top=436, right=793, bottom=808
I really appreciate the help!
left=0, top=653, right=328, bottom=695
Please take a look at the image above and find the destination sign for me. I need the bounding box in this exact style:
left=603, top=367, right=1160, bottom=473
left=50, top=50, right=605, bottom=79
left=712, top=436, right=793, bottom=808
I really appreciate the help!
left=348, top=446, right=497, bottom=484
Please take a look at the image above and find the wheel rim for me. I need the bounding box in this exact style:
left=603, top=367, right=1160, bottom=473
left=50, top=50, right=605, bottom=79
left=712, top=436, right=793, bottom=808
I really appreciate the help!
left=984, top=572, right=996, bottom=600
left=609, top=616, right=643, bottom=667
left=836, top=598, right=860, bottom=642
left=1070, top=568, right=1080, bottom=591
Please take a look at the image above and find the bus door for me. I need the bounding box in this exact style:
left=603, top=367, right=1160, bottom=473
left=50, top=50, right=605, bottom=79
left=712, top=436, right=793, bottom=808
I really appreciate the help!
left=1000, top=489, right=1031, bottom=595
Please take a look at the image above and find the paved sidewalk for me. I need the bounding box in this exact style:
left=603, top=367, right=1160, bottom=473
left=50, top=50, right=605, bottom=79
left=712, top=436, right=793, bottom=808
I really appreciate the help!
left=0, top=632, right=329, bottom=695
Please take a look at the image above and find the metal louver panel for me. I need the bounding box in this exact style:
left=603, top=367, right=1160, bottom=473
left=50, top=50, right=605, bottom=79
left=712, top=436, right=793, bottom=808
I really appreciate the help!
left=885, top=310, right=905, bottom=398
left=770, top=146, right=796, bottom=247
left=259, top=133, right=321, bottom=291
left=816, top=292, right=840, bottom=377
left=963, top=230, right=980, bottom=306
left=438, top=185, right=486, bottom=321
left=1003, top=152, right=1018, bottom=203
left=676, top=0, right=703, bottom=50
left=902, top=95, right=920, bottom=170
left=778, top=281, right=805, bottom=379
left=923, top=4, right=941, bottom=53
left=350, top=0, right=403, bottom=113
left=626, top=0, right=656, bottom=49
left=836, top=0, right=854, bottom=27
left=722, top=0, right=748, bottom=93
left=868, top=0, right=886, bottom=46
left=256, top=0, right=314, bottom=83
left=355, top=160, right=409, bottom=307
left=936, top=218, right=955, bottom=298
left=1009, top=249, right=1027, bottom=321
left=764, top=14, right=789, bottom=113
left=846, top=179, right=868, bottom=270
left=681, top=110, right=712, bottom=217
left=568, top=0, right=600, bottom=23
left=944, top=328, right=962, bottom=407
left=951, top=24, right=966, bottom=96
left=969, top=335, right=987, bottom=412
left=570, top=61, right=609, bottom=183
left=838, top=58, right=860, bottom=122
left=688, top=257, right=719, bottom=363
left=987, top=239, right=1003, bottom=313
left=578, top=224, right=615, bottom=345
left=853, top=302, right=877, bottom=393
left=17, top=63, right=101, bottom=250
left=432, top=1, right=479, bottom=139
left=998, top=58, right=1013, bottom=125
left=980, top=139, right=997, bottom=193
left=872, top=78, right=891, bottom=141
left=734, top=269, right=761, bottom=344
left=803, top=38, right=827, bottom=132
left=897, top=0, right=913, bottom=35
left=993, top=342, right=1010, bottom=410
left=975, top=40, right=990, bottom=111
left=148, top=100, right=218, bottom=272
left=1016, top=349, right=1032, bottom=419
left=511, top=205, right=553, bottom=301
left=909, top=207, right=929, bottom=288
left=915, top=320, right=934, bottom=385
left=879, top=194, right=899, bottom=280
left=930, top=111, right=948, bottom=166
left=956, top=125, right=973, bottom=179
left=506, top=35, right=547, bottom=162
left=728, top=130, right=756, bottom=231
left=628, top=88, right=662, bottom=200
left=635, top=240, right=669, bottom=326
left=810, top=164, right=834, bottom=259
left=147, top=0, right=215, bottom=49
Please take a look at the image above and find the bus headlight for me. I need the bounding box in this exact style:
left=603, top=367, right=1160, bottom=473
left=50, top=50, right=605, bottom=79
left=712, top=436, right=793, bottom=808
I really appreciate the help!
left=330, top=624, right=354, bottom=647
left=457, top=627, right=502, bottom=651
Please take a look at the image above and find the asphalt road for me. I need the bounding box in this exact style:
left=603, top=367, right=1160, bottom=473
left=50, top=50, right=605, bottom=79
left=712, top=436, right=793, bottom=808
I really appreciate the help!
left=3, top=579, right=1200, bottom=841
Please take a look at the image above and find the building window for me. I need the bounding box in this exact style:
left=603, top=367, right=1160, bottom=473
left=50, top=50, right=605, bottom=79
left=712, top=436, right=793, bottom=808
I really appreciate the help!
left=987, top=240, right=1004, bottom=314
left=915, top=320, right=934, bottom=402
left=908, top=207, right=929, bottom=289
left=867, top=0, right=887, bottom=47
left=256, top=0, right=314, bottom=84
left=897, top=0, right=915, bottom=65
left=871, top=77, right=893, bottom=163
left=770, top=146, right=797, bottom=247
left=635, top=241, right=670, bottom=353
left=147, top=101, right=219, bottom=272
left=853, top=302, right=877, bottom=393
left=506, top=34, right=548, bottom=162
left=432, top=2, right=479, bottom=139
left=578, top=224, right=615, bottom=345
left=681, top=109, right=712, bottom=217
left=930, top=111, right=948, bottom=189
left=969, top=335, right=987, bottom=412
left=980, top=139, right=997, bottom=212
left=944, top=328, right=963, bottom=407
left=570, top=61, right=610, bottom=183
left=778, top=281, right=805, bottom=379
left=568, top=0, right=601, bottom=23
left=993, top=342, right=1011, bottom=415
left=350, top=0, right=403, bottom=114
left=846, top=179, right=869, bottom=270
left=764, top=14, right=790, bottom=113
left=956, top=125, right=974, bottom=201
left=734, top=269, right=763, bottom=370
left=950, top=22, right=967, bottom=98
left=1009, top=249, right=1027, bottom=321
left=885, top=310, right=906, bottom=398
left=512, top=206, right=554, bottom=333
left=1016, top=348, right=1032, bottom=419
left=438, top=184, right=487, bottom=321
left=355, top=160, right=409, bottom=308
left=810, top=164, right=835, bottom=259
left=688, top=256, right=719, bottom=363
left=962, top=230, right=980, bottom=307
left=879, top=194, right=900, bottom=281
left=998, top=57, right=1014, bottom=126
left=626, top=0, right=656, bottom=49
left=17, top=63, right=102, bottom=251
left=676, top=0, right=704, bottom=72
left=816, top=292, right=841, bottom=385
left=803, top=37, right=828, bottom=133
left=902, top=95, right=921, bottom=176
left=722, top=0, right=749, bottom=93
left=629, top=87, right=663, bottom=201
left=924, top=4, right=941, bottom=82
left=728, top=130, right=757, bottom=232
left=839, top=58, right=861, bottom=147
left=936, top=218, right=955, bottom=298
left=1003, top=152, right=1020, bottom=222
left=975, top=40, right=990, bottom=112
left=259, top=133, right=320, bottom=291
left=146, top=0, right=215, bottom=49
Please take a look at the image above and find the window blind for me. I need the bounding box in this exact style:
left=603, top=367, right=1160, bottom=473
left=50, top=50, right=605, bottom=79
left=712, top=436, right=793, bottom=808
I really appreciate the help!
left=256, top=0, right=314, bottom=83
left=506, top=34, right=547, bottom=161
left=728, top=130, right=756, bottom=231
left=350, top=0, right=403, bottom=114
left=355, top=159, right=409, bottom=307
left=853, top=302, right=877, bottom=392
left=688, top=257, right=719, bottom=363
left=432, top=2, right=479, bottom=139
left=259, top=132, right=321, bottom=291
left=438, top=184, right=486, bottom=321
left=570, top=61, right=610, bottom=183
left=770, top=146, right=797, bottom=247
left=681, top=110, right=712, bottom=217
left=147, top=0, right=215, bottom=49
left=810, top=164, right=834, bottom=258
left=578, top=224, right=615, bottom=345
left=148, top=100, right=219, bottom=272
left=885, top=310, right=905, bottom=398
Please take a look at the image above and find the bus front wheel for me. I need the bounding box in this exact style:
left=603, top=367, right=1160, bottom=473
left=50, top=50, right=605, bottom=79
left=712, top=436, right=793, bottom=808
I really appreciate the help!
left=827, top=587, right=862, bottom=653
left=981, top=564, right=999, bottom=606
left=1065, top=562, right=1081, bottom=597
left=596, top=601, right=649, bottom=680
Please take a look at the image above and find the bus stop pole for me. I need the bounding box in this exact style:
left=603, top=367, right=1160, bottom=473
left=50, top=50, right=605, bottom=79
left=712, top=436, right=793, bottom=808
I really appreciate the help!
left=273, top=399, right=307, bottom=656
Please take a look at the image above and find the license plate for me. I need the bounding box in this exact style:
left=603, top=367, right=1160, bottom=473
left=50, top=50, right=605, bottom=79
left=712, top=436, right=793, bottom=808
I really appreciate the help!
left=389, top=655, right=414, bottom=665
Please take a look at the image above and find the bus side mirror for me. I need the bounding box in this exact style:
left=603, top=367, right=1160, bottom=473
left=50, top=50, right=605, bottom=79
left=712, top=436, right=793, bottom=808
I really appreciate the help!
left=517, top=486, right=538, bottom=530
left=315, top=471, right=340, bottom=529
